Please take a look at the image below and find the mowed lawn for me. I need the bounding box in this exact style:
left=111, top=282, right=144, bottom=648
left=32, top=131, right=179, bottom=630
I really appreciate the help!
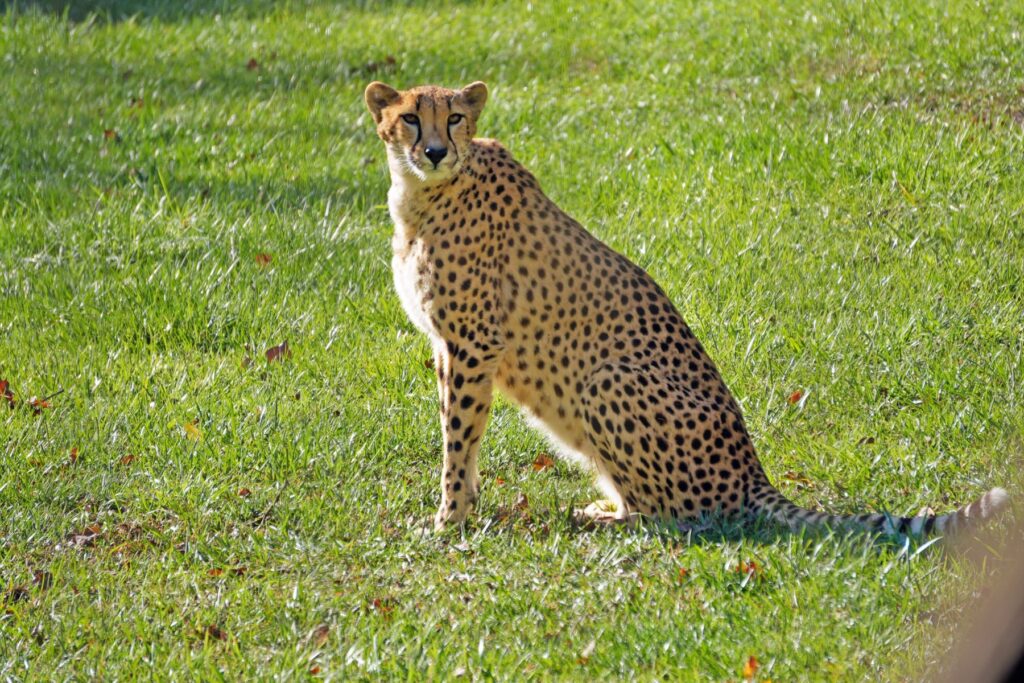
left=2, top=0, right=1023, bottom=679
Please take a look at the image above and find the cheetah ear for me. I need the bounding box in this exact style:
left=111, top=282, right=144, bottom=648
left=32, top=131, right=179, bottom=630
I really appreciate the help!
left=364, top=81, right=400, bottom=124
left=458, top=81, right=488, bottom=118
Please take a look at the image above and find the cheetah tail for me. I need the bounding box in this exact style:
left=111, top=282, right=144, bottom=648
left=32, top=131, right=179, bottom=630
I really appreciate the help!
left=751, top=486, right=1010, bottom=536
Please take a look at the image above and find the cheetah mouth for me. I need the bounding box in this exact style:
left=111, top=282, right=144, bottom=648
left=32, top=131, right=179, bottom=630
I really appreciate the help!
left=410, top=155, right=461, bottom=179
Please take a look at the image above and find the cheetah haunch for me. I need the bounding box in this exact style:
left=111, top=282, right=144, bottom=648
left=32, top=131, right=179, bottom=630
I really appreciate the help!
left=364, top=80, right=1008, bottom=535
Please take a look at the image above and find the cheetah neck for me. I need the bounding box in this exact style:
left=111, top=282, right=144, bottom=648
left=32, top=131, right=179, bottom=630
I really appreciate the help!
left=386, top=160, right=468, bottom=247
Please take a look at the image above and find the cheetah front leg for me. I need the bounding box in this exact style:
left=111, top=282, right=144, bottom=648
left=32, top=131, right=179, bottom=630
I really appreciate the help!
left=432, top=342, right=495, bottom=531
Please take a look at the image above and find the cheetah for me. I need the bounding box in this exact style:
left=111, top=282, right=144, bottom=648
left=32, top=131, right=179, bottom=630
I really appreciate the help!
left=364, top=80, right=1009, bottom=535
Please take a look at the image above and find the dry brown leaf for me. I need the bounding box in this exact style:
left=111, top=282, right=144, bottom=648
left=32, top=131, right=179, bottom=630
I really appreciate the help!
left=254, top=253, right=272, bottom=267
left=371, top=597, right=394, bottom=616
left=531, top=452, right=555, bottom=472
left=0, top=379, right=14, bottom=408
left=238, top=488, right=252, bottom=498
left=119, top=453, right=136, bottom=466
left=69, top=447, right=79, bottom=464
left=735, top=559, right=762, bottom=579
left=310, top=623, right=330, bottom=647
left=29, top=397, right=51, bottom=415
left=69, top=523, right=102, bottom=547
left=743, top=655, right=759, bottom=678
left=265, top=340, right=291, bottom=363
left=204, top=624, right=227, bottom=641
left=787, top=390, right=803, bottom=405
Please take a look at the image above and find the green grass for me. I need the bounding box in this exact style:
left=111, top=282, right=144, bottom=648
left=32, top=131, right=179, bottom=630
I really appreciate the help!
left=2, top=0, right=1023, bottom=679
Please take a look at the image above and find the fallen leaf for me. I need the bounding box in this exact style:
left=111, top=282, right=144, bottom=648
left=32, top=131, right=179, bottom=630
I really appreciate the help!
left=254, top=253, right=272, bottom=267
left=208, top=568, right=224, bottom=577
left=29, top=397, right=51, bottom=415
left=246, top=57, right=259, bottom=71
left=515, top=492, right=529, bottom=511
left=787, top=390, right=803, bottom=405
left=238, top=488, right=252, bottom=498
left=204, top=624, right=227, bottom=641
left=310, top=623, right=330, bottom=647
left=265, top=340, right=291, bottom=363
left=677, top=567, right=689, bottom=581
left=735, top=559, right=762, bottom=579
left=0, top=379, right=14, bottom=408
left=494, top=477, right=506, bottom=487
left=371, top=597, right=394, bottom=615
left=69, top=523, right=102, bottom=547
left=119, top=453, right=136, bottom=466
left=183, top=421, right=202, bottom=441
left=531, top=452, right=555, bottom=472
left=69, top=447, right=79, bottom=464
left=743, top=655, right=759, bottom=678
left=103, top=128, right=121, bottom=142
left=309, top=666, right=321, bottom=675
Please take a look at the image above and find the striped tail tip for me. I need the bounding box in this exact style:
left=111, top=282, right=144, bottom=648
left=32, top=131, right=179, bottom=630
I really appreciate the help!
left=979, top=486, right=1009, bottom=518
left=754, top=486, right=1010, bottom=537
left=932, top=486, right=1010, bottom=536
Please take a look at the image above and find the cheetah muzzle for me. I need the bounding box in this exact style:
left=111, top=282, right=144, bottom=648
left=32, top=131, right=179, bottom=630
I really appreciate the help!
left=364, top=80, right=1009, bottom=536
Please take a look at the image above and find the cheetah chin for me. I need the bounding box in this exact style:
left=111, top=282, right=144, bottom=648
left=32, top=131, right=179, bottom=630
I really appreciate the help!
left=365, top=80, right=1011, bottom=537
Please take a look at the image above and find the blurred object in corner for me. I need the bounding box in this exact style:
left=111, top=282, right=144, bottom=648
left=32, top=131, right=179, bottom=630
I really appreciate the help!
left=939, top=519, right=1024, bottom=683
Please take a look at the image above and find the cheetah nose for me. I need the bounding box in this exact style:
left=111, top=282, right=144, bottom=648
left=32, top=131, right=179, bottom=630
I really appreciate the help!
left=424, top=146, right=448, bottom=166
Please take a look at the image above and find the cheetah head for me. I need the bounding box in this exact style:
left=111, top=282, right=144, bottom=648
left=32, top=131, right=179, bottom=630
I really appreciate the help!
left=364, top=81, right=488, bottom=183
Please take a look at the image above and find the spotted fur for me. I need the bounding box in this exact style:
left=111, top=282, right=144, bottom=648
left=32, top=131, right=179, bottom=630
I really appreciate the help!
left=364, top=80, right=1009, bottom=535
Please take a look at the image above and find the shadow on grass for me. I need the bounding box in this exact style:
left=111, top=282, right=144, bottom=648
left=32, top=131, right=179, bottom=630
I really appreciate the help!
left=4, top=0, right=477, bottom=23
left=464, top=502, right=1016, bottom=562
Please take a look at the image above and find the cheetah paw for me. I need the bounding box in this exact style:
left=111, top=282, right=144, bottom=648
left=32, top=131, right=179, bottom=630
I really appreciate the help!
left=572, top=500, right=642, bottom=529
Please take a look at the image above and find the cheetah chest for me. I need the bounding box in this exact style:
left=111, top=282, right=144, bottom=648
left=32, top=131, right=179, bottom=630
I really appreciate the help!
left=391, top=241, right=439, bottom=341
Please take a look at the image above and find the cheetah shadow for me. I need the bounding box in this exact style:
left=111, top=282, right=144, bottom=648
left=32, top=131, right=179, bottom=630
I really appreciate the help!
left=477, top=503, right=1004, bottom=560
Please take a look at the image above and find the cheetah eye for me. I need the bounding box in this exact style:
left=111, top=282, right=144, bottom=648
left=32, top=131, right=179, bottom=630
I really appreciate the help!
left=401, top=114, right=420, bottom=125
left=448, top=114, right=464, bottom=125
